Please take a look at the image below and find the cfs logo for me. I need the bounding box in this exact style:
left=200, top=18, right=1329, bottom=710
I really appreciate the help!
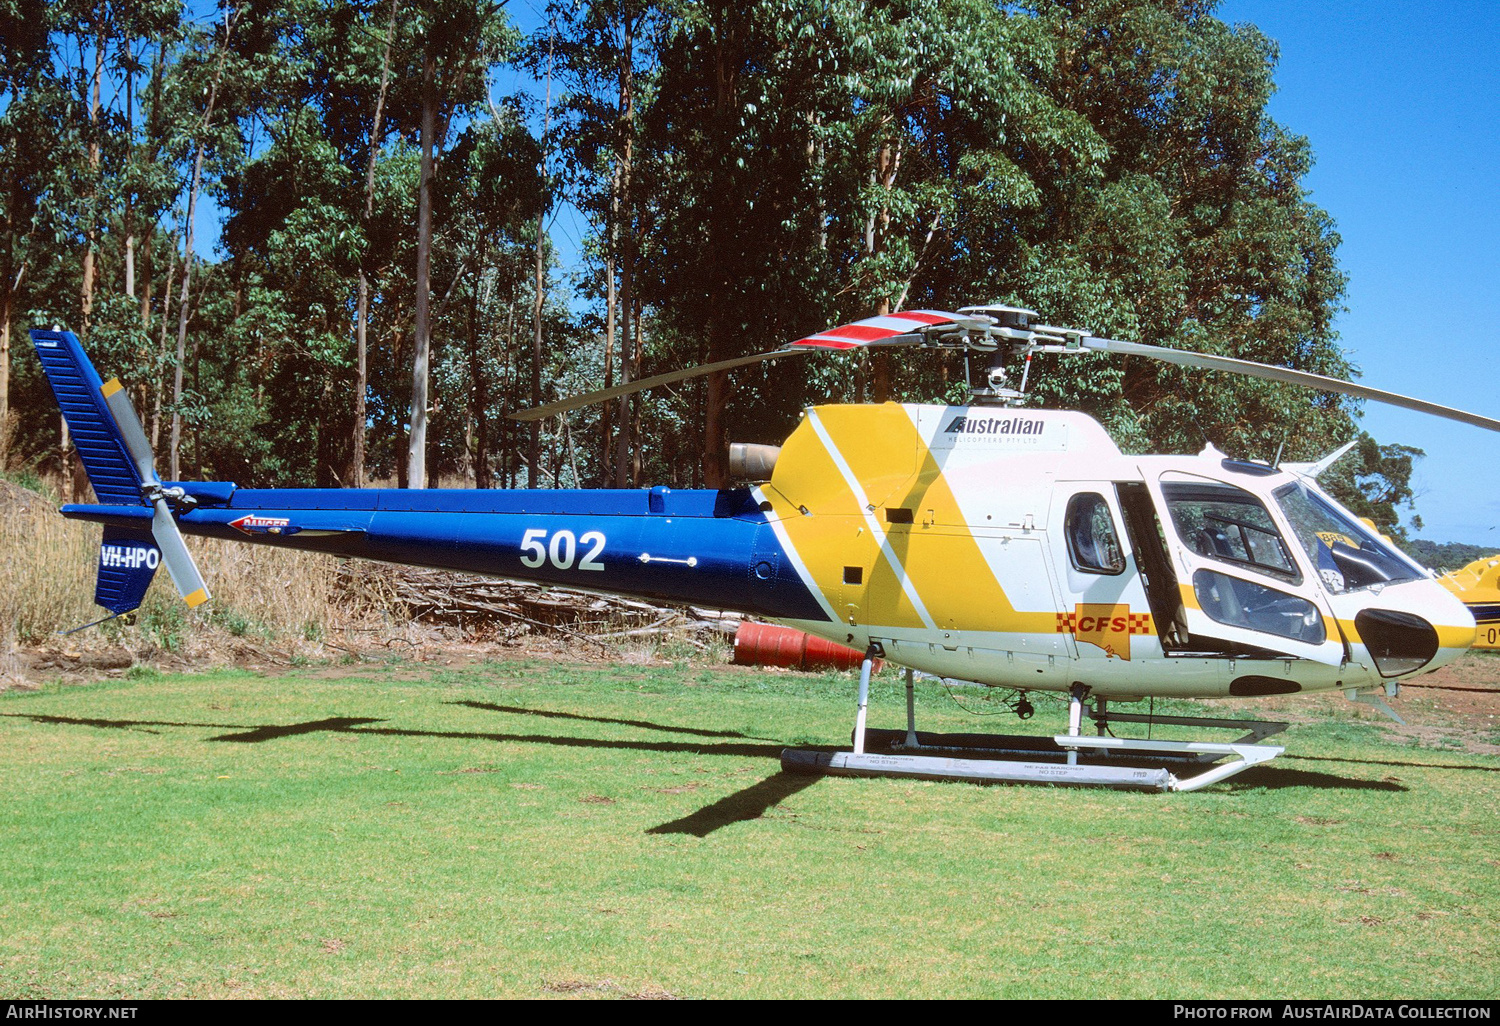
left=1055, top=603, right=1153, bottom=660
left=100, top=543, right=160, bottom=570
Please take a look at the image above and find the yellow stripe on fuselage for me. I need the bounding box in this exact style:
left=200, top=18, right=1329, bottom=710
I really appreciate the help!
left=764, top=404, right=1056, bottom=635
left=758, top=409, right=897, bottom=626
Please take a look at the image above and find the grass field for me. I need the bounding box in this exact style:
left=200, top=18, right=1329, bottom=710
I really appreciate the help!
left=1, top=657, right=1497, bottom=999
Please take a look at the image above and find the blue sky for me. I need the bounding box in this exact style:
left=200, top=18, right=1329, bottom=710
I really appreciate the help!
left=1215, top=1, right=1500, bottom=543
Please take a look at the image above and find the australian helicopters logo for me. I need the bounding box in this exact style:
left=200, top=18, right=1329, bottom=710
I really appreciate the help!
left=943, top=415, right=1045, bottom=436
left=1056, top=604, right=1153, bottom=660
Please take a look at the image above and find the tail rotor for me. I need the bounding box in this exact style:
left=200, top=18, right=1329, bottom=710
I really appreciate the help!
left=98, top=378, right=210, bottom=608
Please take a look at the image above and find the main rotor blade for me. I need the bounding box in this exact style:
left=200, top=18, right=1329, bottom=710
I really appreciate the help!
left=509, top=349, right=810, bottom=422
left=791, top=310, right=966, bottom=349
left=1084, top=337, right=1500, bottom=434
left=509, top=310, right=972, bottom=422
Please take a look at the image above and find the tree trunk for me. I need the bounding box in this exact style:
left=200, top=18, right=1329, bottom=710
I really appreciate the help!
left=152, top=234, right=176, bottom=449
left=123, top=31, right=135, bottom=301
left=0, top=122, right=25, bottom=471
left=79, top=29, right=103, bottom=339
left=407, top=42, right=436, bottom=489
left=601, top=250, right=614, bottom=486
left=529, top=30, right=556, bottom=488
left=0, top=287, right=12, bottom=470
left=170, top=6, right=235, bottom=481
left=65, top=29, right=106, bottom=498
left=867, top=140, right=900, bottom=403
left=353, top=0, right=397, bottom=488
left=630, top=294, right=642, bottom=485
left=530, top=213, right=545, bottom=489
left=702, top=29, right=738, bottom=489
left=469, top=249, right=491, bottom=489
left=612, top=13, right=636, bottom=488
left=140, top=43, right=165, bottom=331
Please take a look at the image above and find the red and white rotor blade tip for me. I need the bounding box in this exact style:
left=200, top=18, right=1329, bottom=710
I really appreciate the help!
left=787, top=310, right=965, bottom=350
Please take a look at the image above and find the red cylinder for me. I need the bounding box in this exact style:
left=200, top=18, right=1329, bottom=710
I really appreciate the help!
left=731, top=622, right=880, bottom=672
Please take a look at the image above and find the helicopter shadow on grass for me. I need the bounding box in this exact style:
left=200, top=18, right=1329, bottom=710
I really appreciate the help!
left=442, top=700, right=830, bottom=835
left=1214, top=765, right=1408, bottom=792
left=446, top=699, right=782, bottom=742
left=20, top=706, right=1487, bottom=829
left=2, top=706, right=825, bottom=835
left=0, top=712, right=257, bottom=735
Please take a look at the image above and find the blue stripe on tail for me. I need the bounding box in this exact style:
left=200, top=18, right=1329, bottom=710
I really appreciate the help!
left=29, top=329, right=146, bottom=506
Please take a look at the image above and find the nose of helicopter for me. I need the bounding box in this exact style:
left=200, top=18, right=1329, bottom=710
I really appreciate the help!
left=1347, top=578, right=1476, bottom=678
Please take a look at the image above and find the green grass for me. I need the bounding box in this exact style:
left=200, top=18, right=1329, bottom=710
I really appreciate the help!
left=1, top=660, right=1496, bottom=999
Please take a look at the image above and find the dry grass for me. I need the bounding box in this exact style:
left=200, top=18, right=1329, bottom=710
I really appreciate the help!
left=0, top=474, right=394, bottom=652
left=0, top=479, right=101, bottom=643
left=0, top=474, right=717, bottom=673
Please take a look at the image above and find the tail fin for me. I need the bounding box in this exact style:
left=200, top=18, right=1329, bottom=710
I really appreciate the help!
left=31, top=327, right=210, bottom=611
left=29, top=329, right=147, bottom=506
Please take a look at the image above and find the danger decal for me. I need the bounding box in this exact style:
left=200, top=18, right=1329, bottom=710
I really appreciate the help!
left=1055, top=603, right=1153, bottom=660
left=229, top=514, right=292, bottom=535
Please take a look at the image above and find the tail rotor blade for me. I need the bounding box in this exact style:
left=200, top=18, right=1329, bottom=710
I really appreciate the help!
left=151, top=499, right=210, bottom=608
left=1082, top=337, right=1500, bottom=434
left=101, top=378, right=211, bottom=608
left=100, top=378, right=159, bottom=483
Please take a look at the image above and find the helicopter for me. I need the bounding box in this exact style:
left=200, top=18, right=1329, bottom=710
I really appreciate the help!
left=1439, top=555, right=1500, bottom=650
left=27, top=303, right=1498, bottom=792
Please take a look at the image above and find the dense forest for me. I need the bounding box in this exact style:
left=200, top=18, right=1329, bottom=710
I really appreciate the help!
left=0, top=0, right=1429, bottom=539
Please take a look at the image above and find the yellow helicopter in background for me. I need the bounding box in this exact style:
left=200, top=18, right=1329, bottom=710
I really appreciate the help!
left=1440, top=557, right=1500, bottom=649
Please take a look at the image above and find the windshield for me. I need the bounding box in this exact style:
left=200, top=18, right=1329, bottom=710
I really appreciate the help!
left=1272, top=482, right=1423, bottom=593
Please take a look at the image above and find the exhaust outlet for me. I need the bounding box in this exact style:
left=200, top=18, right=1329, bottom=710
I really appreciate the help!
left=729, top=442, right=780, bottom=481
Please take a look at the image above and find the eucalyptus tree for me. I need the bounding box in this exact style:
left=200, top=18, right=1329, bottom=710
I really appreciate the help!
left=166, top=2, right=242, bottom=480
left=639, top=0, right=1091, bottom=484
left=0, top=0, right=56, bottom=466
left=534, top=0, right=659, bottom=486
left=1005, top=0, right=1353, bottom=466
left=233, top=0, right=419, bottom=486
left=639, top=0, right=844, bottom=486
left=389, top=0, right=517, bottom=488
left=430, top=114, right=543, bottom=487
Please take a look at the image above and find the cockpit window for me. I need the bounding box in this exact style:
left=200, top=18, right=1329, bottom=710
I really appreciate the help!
left=1272, top=482, right=1422, bottom=593
left=1065, top=493, right=1126, bottom=575
left=1162, top=478, right=1301, bottom=584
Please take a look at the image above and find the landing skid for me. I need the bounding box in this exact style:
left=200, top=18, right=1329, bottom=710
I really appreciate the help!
left=781, top=651, right=1286, bottom=793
